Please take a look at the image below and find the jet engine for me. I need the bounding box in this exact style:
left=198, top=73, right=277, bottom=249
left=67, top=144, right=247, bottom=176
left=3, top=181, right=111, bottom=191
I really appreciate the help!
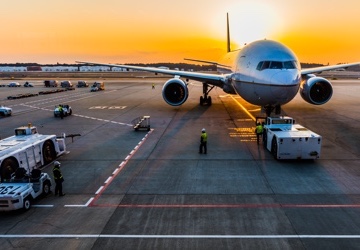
left=300, top=76, right=333, bottom=105
left=162, top=78, right=189, bottom=106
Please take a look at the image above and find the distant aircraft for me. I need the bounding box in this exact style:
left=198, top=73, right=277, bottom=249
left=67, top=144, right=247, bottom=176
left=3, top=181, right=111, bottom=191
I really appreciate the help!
left=78, top=14, right=360, bottom=116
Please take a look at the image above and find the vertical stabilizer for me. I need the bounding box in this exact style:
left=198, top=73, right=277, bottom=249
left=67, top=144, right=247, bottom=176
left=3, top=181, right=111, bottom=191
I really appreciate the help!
left=227, top=13, right=231, bottom=53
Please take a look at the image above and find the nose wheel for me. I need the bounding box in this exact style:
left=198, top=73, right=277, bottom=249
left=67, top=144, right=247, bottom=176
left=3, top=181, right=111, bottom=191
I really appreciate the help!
left=200, top=83, right=214, bottom=106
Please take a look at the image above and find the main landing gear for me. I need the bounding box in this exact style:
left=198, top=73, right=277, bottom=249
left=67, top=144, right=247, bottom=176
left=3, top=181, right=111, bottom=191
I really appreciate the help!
left=200, top=83, right=214, bottom=106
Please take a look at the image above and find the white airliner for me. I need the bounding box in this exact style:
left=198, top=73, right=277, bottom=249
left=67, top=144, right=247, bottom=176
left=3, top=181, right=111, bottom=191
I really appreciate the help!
left=78, top=14, right=360, bottom=116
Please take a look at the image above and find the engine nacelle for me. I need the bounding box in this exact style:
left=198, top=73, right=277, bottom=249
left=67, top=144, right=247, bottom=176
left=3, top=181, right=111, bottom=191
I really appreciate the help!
left=162, top=78, right=189, bottom=106
left=300, top=76, right=333, bottom=105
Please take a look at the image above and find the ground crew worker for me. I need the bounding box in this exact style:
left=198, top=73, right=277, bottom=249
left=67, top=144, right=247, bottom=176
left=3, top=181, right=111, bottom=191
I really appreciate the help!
left=58, top=105, right=64, bottom=119
left=152, top=83, right=155, bottom=89
left=53, top=161, right=65, bottom=196
left=255, top=122, right=263, bottom=144
left=199, top=128, right=208, bottom=154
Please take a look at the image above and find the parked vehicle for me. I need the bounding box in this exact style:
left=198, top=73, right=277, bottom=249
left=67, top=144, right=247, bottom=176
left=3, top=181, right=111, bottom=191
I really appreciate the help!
left=0, top=124, right=66, bottom=182
left=24, top=82, right=34, bottom=87
left=0, top=169, right=52, bottom=211
left=7, top=82, right=20, bottom=87
left=77, top=80, right=88, bottom=87
left=0, top=106, right=12, bottom=116
left=61, top=80, right=73, bottom=88
left=90, top=82, right=105, bottom=92
left=44, top=80, right=58, bottom=87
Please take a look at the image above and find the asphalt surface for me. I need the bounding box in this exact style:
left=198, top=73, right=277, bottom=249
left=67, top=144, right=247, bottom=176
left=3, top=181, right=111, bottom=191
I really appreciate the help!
left=0, top=77, right=359, bottom=249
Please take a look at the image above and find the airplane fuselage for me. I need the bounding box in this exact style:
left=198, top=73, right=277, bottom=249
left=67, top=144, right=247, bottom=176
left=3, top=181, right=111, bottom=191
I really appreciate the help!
left=222, top=40, right=302, bottom=106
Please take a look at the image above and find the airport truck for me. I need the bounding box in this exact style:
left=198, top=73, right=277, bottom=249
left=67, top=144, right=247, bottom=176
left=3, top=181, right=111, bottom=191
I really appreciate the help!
left=0, top=124, right=67, bottom=182
left=0, top=168, right=52, bottom=211
left=260, top=116, right=322, bottom=160
left=90, top=81, right=105, bottom=92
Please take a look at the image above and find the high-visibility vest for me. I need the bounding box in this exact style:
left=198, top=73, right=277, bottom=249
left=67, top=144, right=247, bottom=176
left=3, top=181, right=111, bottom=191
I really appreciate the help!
left=201, top=132, right=208, bottom=142
left=256, top=125, right=263, bottom=134
left=53, top=166, right=63, bottom=180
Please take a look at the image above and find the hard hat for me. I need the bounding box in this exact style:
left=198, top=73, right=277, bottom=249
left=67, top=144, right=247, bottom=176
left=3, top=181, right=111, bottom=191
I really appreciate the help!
left=202, top=128, right=206, bottom=132
left=54, top=161, right=61, bottom=166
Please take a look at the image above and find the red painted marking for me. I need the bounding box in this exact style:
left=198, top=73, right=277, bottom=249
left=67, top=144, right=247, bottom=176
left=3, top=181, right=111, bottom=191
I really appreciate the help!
left=89, top=129, right=153, bottom=206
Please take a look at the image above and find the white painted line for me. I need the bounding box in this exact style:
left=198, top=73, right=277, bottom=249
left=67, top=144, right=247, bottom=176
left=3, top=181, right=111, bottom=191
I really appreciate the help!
left=95, top=186, right=104, bottom=194
left=112, top=168, right=119, bottom=175
left=119, top=161, right=125, bottom=167
left=1, top=234, right=360, bottom=239
left=134, top=145, right=139, bottom=150
left=125, top=155, right=130, bottom=160
left=104, top=177, right=112, bottom=184
left=64, top=205, right=86, bottom=207
left=130, top=150, right=135, bottom=155
left=85, top=198, right=94, bottom=206
left=32, top=205, right=54, bottom=208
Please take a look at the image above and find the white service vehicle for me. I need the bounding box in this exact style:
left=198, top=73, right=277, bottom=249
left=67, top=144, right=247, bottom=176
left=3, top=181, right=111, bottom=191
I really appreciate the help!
left=0, top=168, right=52, bottom=211
left=54, top=104, right=72, bottom=117
left=0, top=124, right=66, bottom=181
left=0, top=106, right=12, bottom=116
left=261, top=116, right=322, bottom=160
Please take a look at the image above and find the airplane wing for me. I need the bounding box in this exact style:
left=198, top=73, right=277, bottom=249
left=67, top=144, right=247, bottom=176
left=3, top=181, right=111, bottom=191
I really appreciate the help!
left=301, top=62, right=360, bottom=75
left=76, top=61, right=227, bottom=87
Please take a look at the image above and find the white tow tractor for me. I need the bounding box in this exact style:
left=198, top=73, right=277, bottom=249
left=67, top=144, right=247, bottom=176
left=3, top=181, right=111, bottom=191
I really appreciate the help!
left=0, top=168, right=52, bottom=211
left=0, top=124, right=66, bottom=180
left=0, top=124, right=67, bottom=211
left=260, top=116, right=322, bottom=160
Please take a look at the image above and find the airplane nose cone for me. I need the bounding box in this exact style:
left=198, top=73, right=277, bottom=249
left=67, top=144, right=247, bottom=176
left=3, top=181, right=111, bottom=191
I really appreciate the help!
left=270, top=71, right=294, bottom=85
left=270, top=71, right=300, bottom=104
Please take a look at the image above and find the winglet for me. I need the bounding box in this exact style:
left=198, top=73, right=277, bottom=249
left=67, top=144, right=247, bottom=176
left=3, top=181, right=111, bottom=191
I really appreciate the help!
left=227, top=13, right=231, bottom=53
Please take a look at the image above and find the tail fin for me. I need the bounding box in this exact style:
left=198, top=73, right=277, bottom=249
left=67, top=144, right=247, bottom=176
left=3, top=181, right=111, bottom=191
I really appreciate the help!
left=227, top=13, right=231, bottom=53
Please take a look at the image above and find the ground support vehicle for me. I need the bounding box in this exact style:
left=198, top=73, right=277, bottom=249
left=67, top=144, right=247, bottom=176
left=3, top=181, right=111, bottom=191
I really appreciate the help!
left=44, top=80, right=58, bottom=87
left=54, top=105, right=72, bottom=117
left=0, top=106, right=12, bottom=116
left=60, top=80, right=73, bottom=88
left=260, top=116, right=322, bottom=160
left=90, top=82, right=105, bottom=92
left=0, top=124, right=67, bottom=182
left=24, top=82, right=33, bottom=87
left=77, top=80, right=88, bottom=87
left=132, top=116, right=151, bottom=131
left=0, top=168, right=52, bottom=211
left=7, top=82, right=20, bottom=87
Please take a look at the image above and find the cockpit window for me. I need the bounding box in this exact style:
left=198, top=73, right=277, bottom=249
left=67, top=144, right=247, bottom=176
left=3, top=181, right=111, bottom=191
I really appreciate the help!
left=256, top=60, right=298, bottom=71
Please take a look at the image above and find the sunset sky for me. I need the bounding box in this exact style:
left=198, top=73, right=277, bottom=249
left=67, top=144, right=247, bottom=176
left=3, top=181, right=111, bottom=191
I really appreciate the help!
left=1, top=0, right=359, bottom=65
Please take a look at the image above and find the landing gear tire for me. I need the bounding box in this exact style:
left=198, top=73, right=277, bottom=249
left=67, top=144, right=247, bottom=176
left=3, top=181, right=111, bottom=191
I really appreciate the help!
left=207, top=96, right=212, bottom=106
left=200, top=96, right=204, bottom=105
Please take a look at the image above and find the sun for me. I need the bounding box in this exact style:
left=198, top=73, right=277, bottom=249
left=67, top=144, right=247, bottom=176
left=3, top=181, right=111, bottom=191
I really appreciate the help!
left=227, top=2, right=283, bottom=48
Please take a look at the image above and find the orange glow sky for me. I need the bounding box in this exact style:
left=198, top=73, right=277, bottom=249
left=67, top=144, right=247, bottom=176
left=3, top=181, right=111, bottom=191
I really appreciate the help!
left=1, top=0, right=360, bottom=65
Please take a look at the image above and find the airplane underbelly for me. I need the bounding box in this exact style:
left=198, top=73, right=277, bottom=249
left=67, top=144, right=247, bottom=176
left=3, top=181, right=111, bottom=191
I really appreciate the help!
left=233, top=81, right=299, bottom=106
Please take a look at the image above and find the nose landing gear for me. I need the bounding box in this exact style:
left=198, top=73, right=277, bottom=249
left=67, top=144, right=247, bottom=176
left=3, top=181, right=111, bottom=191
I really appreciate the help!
left=200, top=83, right=214, bottom=106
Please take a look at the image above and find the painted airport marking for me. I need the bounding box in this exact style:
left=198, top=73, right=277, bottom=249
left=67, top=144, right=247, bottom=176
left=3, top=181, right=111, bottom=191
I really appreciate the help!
left=1, top=234, right=360, bottom=239
left=20, top=104, right=133, bottom=127
left=88, top=129, right=154, bottom=207
left=89, top=106, right=127, bottom=109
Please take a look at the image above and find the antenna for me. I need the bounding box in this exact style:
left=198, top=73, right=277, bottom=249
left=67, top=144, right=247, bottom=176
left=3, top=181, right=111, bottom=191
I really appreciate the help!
left=227, top=13, right=231, bottom=53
